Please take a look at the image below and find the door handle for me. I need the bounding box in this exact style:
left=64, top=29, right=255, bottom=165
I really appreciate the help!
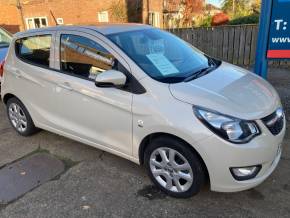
left=58, top=82, right=73, bottom=91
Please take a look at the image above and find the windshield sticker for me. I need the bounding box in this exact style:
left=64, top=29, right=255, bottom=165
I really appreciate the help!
left=146, top=53, right=179, bottom=76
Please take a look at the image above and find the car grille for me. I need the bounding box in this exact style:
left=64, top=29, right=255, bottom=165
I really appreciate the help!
left=262, top=108, right=284, bottom=136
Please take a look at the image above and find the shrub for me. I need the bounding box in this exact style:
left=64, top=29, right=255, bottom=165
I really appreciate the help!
left=211, top=13, right=230, bottom=26
left=228, top=14, right=260, bottom=25
left=198, top=15, right=212, bottom=27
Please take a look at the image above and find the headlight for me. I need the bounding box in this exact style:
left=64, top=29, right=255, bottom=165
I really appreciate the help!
left=194, top=107, right=260, bottom=144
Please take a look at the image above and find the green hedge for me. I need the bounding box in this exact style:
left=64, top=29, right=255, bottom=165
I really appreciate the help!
left=228, top=14, right=260, bottom=25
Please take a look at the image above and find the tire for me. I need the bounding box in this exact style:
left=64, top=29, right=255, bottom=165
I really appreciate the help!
left=144, top=137, right=205, bottom=198
left=6, top=97, right=39, bottom=136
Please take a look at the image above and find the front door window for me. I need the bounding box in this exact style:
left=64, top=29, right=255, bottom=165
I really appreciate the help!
left=60, top=34, right=127, bottom=81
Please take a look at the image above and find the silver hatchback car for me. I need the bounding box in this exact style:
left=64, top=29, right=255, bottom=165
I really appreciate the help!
left=1, top=24, right=286, bottom=198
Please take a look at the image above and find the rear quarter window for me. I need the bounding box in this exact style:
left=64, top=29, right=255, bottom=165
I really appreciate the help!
left=15, top=35, right=52, bottom=67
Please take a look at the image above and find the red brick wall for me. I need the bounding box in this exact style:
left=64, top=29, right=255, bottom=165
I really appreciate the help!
left=0, top=0, right=143, bottom=33
left=22, top=0, right=138, bottom=26
left=142, top=0, right=164, bottom=27
left=1, top=0, right=197, bottom=33
left=0, top=3, right=23, bottom=33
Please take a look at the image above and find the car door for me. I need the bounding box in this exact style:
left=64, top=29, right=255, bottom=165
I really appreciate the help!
left=54, top=30, right=133, bottom=155
left=10, top=31, right=62, bottom=129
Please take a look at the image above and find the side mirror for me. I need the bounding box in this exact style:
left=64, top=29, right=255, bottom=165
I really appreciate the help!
left=95, top=70, right=127, bottom=88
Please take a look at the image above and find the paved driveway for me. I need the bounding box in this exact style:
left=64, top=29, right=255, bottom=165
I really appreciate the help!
left=0, top=68, right=289, bottom=218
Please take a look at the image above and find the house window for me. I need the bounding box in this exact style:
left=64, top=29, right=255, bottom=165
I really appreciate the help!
left=98, top=11, right=109, bottom=22
left=56, top=18, right=64, bottom=25
left=149, top=12, right=160, bottom=28
left=26, top=17, right=48, bottom=29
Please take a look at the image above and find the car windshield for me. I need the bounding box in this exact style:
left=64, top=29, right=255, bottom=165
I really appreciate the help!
left=108, top=28, right=220, bottom=83
left=0, top=28, right=12, bottom=48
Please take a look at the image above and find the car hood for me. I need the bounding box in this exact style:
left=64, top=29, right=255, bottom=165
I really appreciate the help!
left=169, top=62, right=280, bottom=120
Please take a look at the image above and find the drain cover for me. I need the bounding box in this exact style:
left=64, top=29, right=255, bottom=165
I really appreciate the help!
left=0, top=153, right=65, bottom=204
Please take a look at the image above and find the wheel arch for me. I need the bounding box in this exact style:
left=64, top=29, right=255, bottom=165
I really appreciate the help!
left=138, top=132, right=209, bottom=181
left=2, top=93, right=17, bottom=104
left=2, top=93, right=39, bottom=135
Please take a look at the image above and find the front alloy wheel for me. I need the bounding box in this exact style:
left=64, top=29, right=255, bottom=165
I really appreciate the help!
left=145, top=137, right=205, bottom=198
left=150, top=147, right=193, bottom=193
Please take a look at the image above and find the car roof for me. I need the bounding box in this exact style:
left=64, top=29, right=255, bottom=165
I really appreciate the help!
left=14, top=23, right=152, bottom=37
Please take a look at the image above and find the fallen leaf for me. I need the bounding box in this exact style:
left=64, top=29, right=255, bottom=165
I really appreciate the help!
left=82, top=205, right=90, bottom=210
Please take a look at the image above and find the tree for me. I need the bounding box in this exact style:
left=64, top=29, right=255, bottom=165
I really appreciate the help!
left=222, top=0, right=261, bottom=18
left=110, top=0, right=128, bottom=22
left=181, top=0, right=204, bottom=27
left=251, top=0, right=261, bottom=13
left=198, top=15, right=212, bottom=27
left=222, top=0, right=251, bottom=18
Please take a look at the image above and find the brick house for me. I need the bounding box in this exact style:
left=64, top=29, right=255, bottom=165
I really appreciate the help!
left=0, top=0, right=143, bottom=33
left=0, top=0, right=204, bottom=33
left=145, top=0, right=181, bottom=29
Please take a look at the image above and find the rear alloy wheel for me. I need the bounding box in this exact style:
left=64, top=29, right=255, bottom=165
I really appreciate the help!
left=6, top=97, right=39, bottom=136
left=8, top=102, right=28, bottom=133
left=145, top=137, right=205, bottom=198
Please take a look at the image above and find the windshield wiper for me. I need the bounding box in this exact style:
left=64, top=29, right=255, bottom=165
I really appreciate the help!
left=183, top=66, right=215, bottom=82
left=157, top=76, right=185, bottom=83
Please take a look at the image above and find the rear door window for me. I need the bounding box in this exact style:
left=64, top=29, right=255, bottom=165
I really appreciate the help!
left=15, top=35, right=52, bottom=67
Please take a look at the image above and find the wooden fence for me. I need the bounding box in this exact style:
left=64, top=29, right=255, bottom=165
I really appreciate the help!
left=167, top=25, right=290, bottom=67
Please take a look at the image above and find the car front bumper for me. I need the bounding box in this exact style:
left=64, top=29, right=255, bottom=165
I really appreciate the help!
left=195, top=118, right=286, bottom=192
